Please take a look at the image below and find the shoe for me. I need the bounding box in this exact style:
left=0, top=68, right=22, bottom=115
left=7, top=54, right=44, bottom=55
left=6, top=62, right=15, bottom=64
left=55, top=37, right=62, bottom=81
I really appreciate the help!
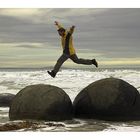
left=92, top=59, right=98, bottom=67
left=47, top=70, right=56, bottom=78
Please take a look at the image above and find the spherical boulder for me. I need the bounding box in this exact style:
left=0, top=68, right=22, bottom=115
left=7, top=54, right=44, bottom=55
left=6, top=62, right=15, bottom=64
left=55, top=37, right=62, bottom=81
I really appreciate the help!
left=73, top=78, right=140, bottom=121
left=0, top=93, right=15, bottom=107
left=9, top=84, right=73, bottom=121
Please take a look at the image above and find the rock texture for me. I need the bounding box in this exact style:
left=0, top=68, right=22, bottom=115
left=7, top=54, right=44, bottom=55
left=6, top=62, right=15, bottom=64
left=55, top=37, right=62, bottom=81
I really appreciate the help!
left=73, top=78, right=140, bottom=121
left=0, top=93, right=15, bottom=107
left=9, top=84, right=73, bottom=121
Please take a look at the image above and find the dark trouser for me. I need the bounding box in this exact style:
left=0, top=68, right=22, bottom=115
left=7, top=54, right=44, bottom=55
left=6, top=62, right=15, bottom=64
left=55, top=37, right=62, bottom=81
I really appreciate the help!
left=53, top=53, right=93, bottom=74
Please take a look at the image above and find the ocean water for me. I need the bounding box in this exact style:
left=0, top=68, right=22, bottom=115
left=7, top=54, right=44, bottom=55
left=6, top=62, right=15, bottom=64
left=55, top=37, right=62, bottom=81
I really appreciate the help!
left=0, top=67, right=140, bottom=131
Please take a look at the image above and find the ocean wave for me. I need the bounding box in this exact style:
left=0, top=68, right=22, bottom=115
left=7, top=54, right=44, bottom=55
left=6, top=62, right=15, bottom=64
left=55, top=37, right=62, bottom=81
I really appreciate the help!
left=0, top=69, right=140, bottom=101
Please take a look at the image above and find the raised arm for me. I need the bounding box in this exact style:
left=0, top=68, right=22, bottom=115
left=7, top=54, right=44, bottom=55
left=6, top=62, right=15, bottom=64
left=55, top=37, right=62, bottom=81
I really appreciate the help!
left=54, top=21, right=64, bottom=30
left=69, top=25, right=75, bottom=34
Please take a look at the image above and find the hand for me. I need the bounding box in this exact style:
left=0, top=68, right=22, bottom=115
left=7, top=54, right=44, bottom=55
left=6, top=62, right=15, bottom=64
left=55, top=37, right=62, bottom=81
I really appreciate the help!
left=54, top=21, right=59, bottom=25
left=72, top=25, right=75, bottom=28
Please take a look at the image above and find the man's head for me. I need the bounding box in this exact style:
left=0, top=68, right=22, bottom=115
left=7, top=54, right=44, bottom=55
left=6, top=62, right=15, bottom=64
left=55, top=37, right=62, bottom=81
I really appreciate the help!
left=57, top=28, right=66, bottom=36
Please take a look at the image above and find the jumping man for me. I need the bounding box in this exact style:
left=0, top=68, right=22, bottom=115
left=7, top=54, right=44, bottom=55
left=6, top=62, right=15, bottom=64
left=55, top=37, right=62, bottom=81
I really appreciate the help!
left=48, top=21, right=98, bottom=78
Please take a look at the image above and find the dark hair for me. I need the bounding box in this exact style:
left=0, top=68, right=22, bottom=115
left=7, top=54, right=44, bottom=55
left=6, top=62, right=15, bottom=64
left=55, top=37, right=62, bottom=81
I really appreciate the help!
left=57, top=28, right=65, bottom=32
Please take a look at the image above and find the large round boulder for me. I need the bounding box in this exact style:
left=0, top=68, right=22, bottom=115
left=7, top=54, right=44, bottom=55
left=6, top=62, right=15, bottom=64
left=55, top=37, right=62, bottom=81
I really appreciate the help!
left=0, top=93, right=15, bottom=107
left=73, top=78, right=140, bottom=121
left=9, top=84, right=73, bottom=121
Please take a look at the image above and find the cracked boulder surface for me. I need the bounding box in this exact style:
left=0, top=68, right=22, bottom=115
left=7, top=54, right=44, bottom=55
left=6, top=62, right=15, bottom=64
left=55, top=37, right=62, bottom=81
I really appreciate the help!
left=73, top=78, right=140, bottom=121
left=9, top=84, right=73, bottom=121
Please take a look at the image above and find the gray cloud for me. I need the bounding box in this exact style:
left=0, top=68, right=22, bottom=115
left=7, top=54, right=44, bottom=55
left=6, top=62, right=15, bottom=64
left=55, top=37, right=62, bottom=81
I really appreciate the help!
left=72, top=9, right=140, bottom=58
left=0, top=8, right=140, bottom=67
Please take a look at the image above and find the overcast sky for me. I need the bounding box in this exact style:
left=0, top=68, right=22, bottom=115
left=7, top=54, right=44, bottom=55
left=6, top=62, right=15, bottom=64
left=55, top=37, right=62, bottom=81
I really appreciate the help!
left=0, top=8, right=140, bottom=68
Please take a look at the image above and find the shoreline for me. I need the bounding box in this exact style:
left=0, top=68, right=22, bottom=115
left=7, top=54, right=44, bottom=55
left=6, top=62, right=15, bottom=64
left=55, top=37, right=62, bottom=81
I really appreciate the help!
left=0, top=67, right=140, bottom=72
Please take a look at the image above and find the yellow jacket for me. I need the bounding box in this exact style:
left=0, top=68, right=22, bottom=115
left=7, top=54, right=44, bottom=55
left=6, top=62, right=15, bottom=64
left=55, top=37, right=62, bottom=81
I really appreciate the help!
left=56, top=24, right=76, bottom=55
